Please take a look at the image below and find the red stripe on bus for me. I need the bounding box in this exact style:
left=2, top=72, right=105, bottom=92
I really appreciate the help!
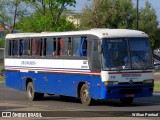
left=108, top=71, right=153, bottom=74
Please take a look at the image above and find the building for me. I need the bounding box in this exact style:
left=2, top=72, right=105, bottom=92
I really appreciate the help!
left=0, top=26, right=6, bottom=38
left=66, top=15, right=80, bottom=27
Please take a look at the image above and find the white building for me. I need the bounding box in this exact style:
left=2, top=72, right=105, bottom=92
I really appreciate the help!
left=66, top=15, right=80, bottom=27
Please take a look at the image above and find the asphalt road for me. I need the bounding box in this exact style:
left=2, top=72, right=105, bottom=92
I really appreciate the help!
left=0, top=82, right=160, bottom=120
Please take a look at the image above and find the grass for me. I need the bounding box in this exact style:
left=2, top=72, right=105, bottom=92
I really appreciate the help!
left=154, top=82, right=160, bottom=92
left=0, top=65, right=4, bottom=82
left=0, top=66, right=3, bottom=70
left=0, top=76, right=4, bottom=83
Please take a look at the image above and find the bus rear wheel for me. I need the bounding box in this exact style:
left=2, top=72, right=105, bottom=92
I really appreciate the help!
left=26, top=82, right=44, bottom=101
left=120, top=97, right=134, bottom=105
left=80, top=84, right=93, bottom=106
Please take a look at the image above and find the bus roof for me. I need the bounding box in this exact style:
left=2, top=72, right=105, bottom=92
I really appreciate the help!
left=5, top=29, right=148, bottom=39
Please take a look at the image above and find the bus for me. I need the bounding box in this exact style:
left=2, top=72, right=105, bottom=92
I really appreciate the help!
left=4, top=29, right=154, bottom=106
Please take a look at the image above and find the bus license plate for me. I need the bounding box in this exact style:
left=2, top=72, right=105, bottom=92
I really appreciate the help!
left=126, top=94, right=134, bottom=97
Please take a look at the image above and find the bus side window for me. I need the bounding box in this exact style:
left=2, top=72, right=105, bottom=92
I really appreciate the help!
left=31, top=39, right=40, bottom=56
left=80, top=37, right=87, bottom=56
left=57, top=38, right=63, bottom=56
left=53, top=38, right=56, bottom=55
left=73, top=37, right=81, bottom=56
left=12, top=40, right=18, bottom=56
left=44, top=38, right=54, bottom=56
left=7, top=40, right=12, bottom=56
left=60, top=37, right=68, bottom=56
left=23, top=40, right=29, bottom=56
left=68, top=37, right=72, bottom=56
left=19, top=39, right=23, bottom=56
left=40, top=39, right=43, bottom=56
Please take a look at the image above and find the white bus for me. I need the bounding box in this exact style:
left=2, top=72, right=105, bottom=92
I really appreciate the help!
left=4, top=29, right=154, bottom=105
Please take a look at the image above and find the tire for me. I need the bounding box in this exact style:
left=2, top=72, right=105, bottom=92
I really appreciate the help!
left=120, top=97, right=134, bottom=105
left=80, top=84, right=93, bottom=106
left=26, top=82, right=44, bottom=101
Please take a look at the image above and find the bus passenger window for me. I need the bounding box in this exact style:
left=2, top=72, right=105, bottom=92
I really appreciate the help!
left=45, top=38, right=54, bottom=56
left=53, top=38, right=56, bottom=55
left=40, top=39, right=43, bottom=56
left=60, top=37, right=68, bottom=56
left=80, top=37, right=87, bottom=56
left=68, top=37, right=72, bottom=56
left=19, top=40, right=23, bottom=56
left=12, top=40, right=18, bottom=56
left=23, top=40, right=29, bottom=56
left=31, top=39, right=40, bottom=56
left=7, top=40, right=12, bottom=56
left=73, top=37, right=81, bottom=56
left=57, top=38, right=63, bottom=56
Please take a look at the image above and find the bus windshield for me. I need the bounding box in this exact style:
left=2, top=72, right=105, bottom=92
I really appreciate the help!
left=102, top=38, right=153, bottom=71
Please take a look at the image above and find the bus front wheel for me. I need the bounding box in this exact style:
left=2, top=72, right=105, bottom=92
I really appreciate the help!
left=26, top=82, right=44, bottom=101
left=120, top=97, right=134, bottom=105
left=80, top=84, right=93, bottom=106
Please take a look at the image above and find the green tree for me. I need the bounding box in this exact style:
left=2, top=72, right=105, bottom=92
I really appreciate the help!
left=20, top=0, right=76, bottom=31
left=80, top=0, right=134, bottom=29
left=16, top=8, right=77, bottom=32
left=154, top=28, right=160, bottom=48
left=80, top=0, right=159, bottom=47
left=133, top=1, right=158, bottom=47
left=0, top=0, right=28, bottom=33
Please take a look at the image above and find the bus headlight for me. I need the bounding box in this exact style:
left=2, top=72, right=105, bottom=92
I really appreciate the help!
left=143, top=79, right=154, bottom=84
left=104, top=81, right=118, bottom=85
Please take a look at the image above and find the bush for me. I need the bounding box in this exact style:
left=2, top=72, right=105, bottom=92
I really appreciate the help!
left=0, top=38, right=5, bottom=48
left=0, top=66, right=4, bottom=76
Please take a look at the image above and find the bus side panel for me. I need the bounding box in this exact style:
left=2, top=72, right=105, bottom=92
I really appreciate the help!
left=33, top=72, right=46, bottom=93
left=59, top=74, right=78, bottom=96
left=90, top=75, right=102, bottom=99
left=5, top=70, right=21, bottom=90
left=60, top=74, right=93, bottom=97
left=44, top=73, right=93, bottom=97
left=43, top=73, right=60, bottom=95
left=20, top=72, right=45, bottom=93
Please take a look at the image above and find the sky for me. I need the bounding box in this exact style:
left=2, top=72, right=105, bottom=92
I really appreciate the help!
left=69, top=0, right=160, bottom=26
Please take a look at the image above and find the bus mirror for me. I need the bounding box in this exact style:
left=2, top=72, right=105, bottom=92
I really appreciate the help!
left=98, top=45, right=102, bottom=54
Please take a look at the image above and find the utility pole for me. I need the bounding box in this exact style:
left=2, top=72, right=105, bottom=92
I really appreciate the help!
left=136, top=0, right=139, bottom=30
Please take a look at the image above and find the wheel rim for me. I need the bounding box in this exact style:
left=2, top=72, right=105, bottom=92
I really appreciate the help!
left=82, top=89, right=89, bottom=102
left=28, top=86, right=33, bottom=98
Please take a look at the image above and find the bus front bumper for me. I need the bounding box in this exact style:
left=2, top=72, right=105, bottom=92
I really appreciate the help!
left=101, top=84, right=154, bottom=99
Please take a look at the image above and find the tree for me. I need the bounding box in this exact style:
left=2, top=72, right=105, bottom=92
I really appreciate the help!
left=21, top=0, right=76, bottom=30
left=80, top=0, right=159, bottom=48
left=16, top=8, right=77, bottom=32
left=154, top=28, right=160, bottom=48
left=80, top=0, right=134, bottom=29
left=0, top=0, right=28, bottom=33
left=133, top=1, right=158, bottom=47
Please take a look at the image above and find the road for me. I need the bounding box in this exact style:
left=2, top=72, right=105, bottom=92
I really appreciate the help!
left=154, top=72, right=160, bottom=82
left=0, top=82, right=160, bottom=119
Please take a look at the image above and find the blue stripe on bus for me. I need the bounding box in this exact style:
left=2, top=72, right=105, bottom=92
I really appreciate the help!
left=5, top=70, right=153, bottom=99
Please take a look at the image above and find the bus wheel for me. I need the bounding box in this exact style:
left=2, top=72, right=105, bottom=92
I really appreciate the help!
left=120, top=97, right=134, bottom=105
left=80, top=84, right=93, bottom=106
left=26, top=82, right=44, bottom=101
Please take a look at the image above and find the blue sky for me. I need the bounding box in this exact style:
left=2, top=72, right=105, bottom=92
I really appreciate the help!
left=69, top=0, right=160, bottom=26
